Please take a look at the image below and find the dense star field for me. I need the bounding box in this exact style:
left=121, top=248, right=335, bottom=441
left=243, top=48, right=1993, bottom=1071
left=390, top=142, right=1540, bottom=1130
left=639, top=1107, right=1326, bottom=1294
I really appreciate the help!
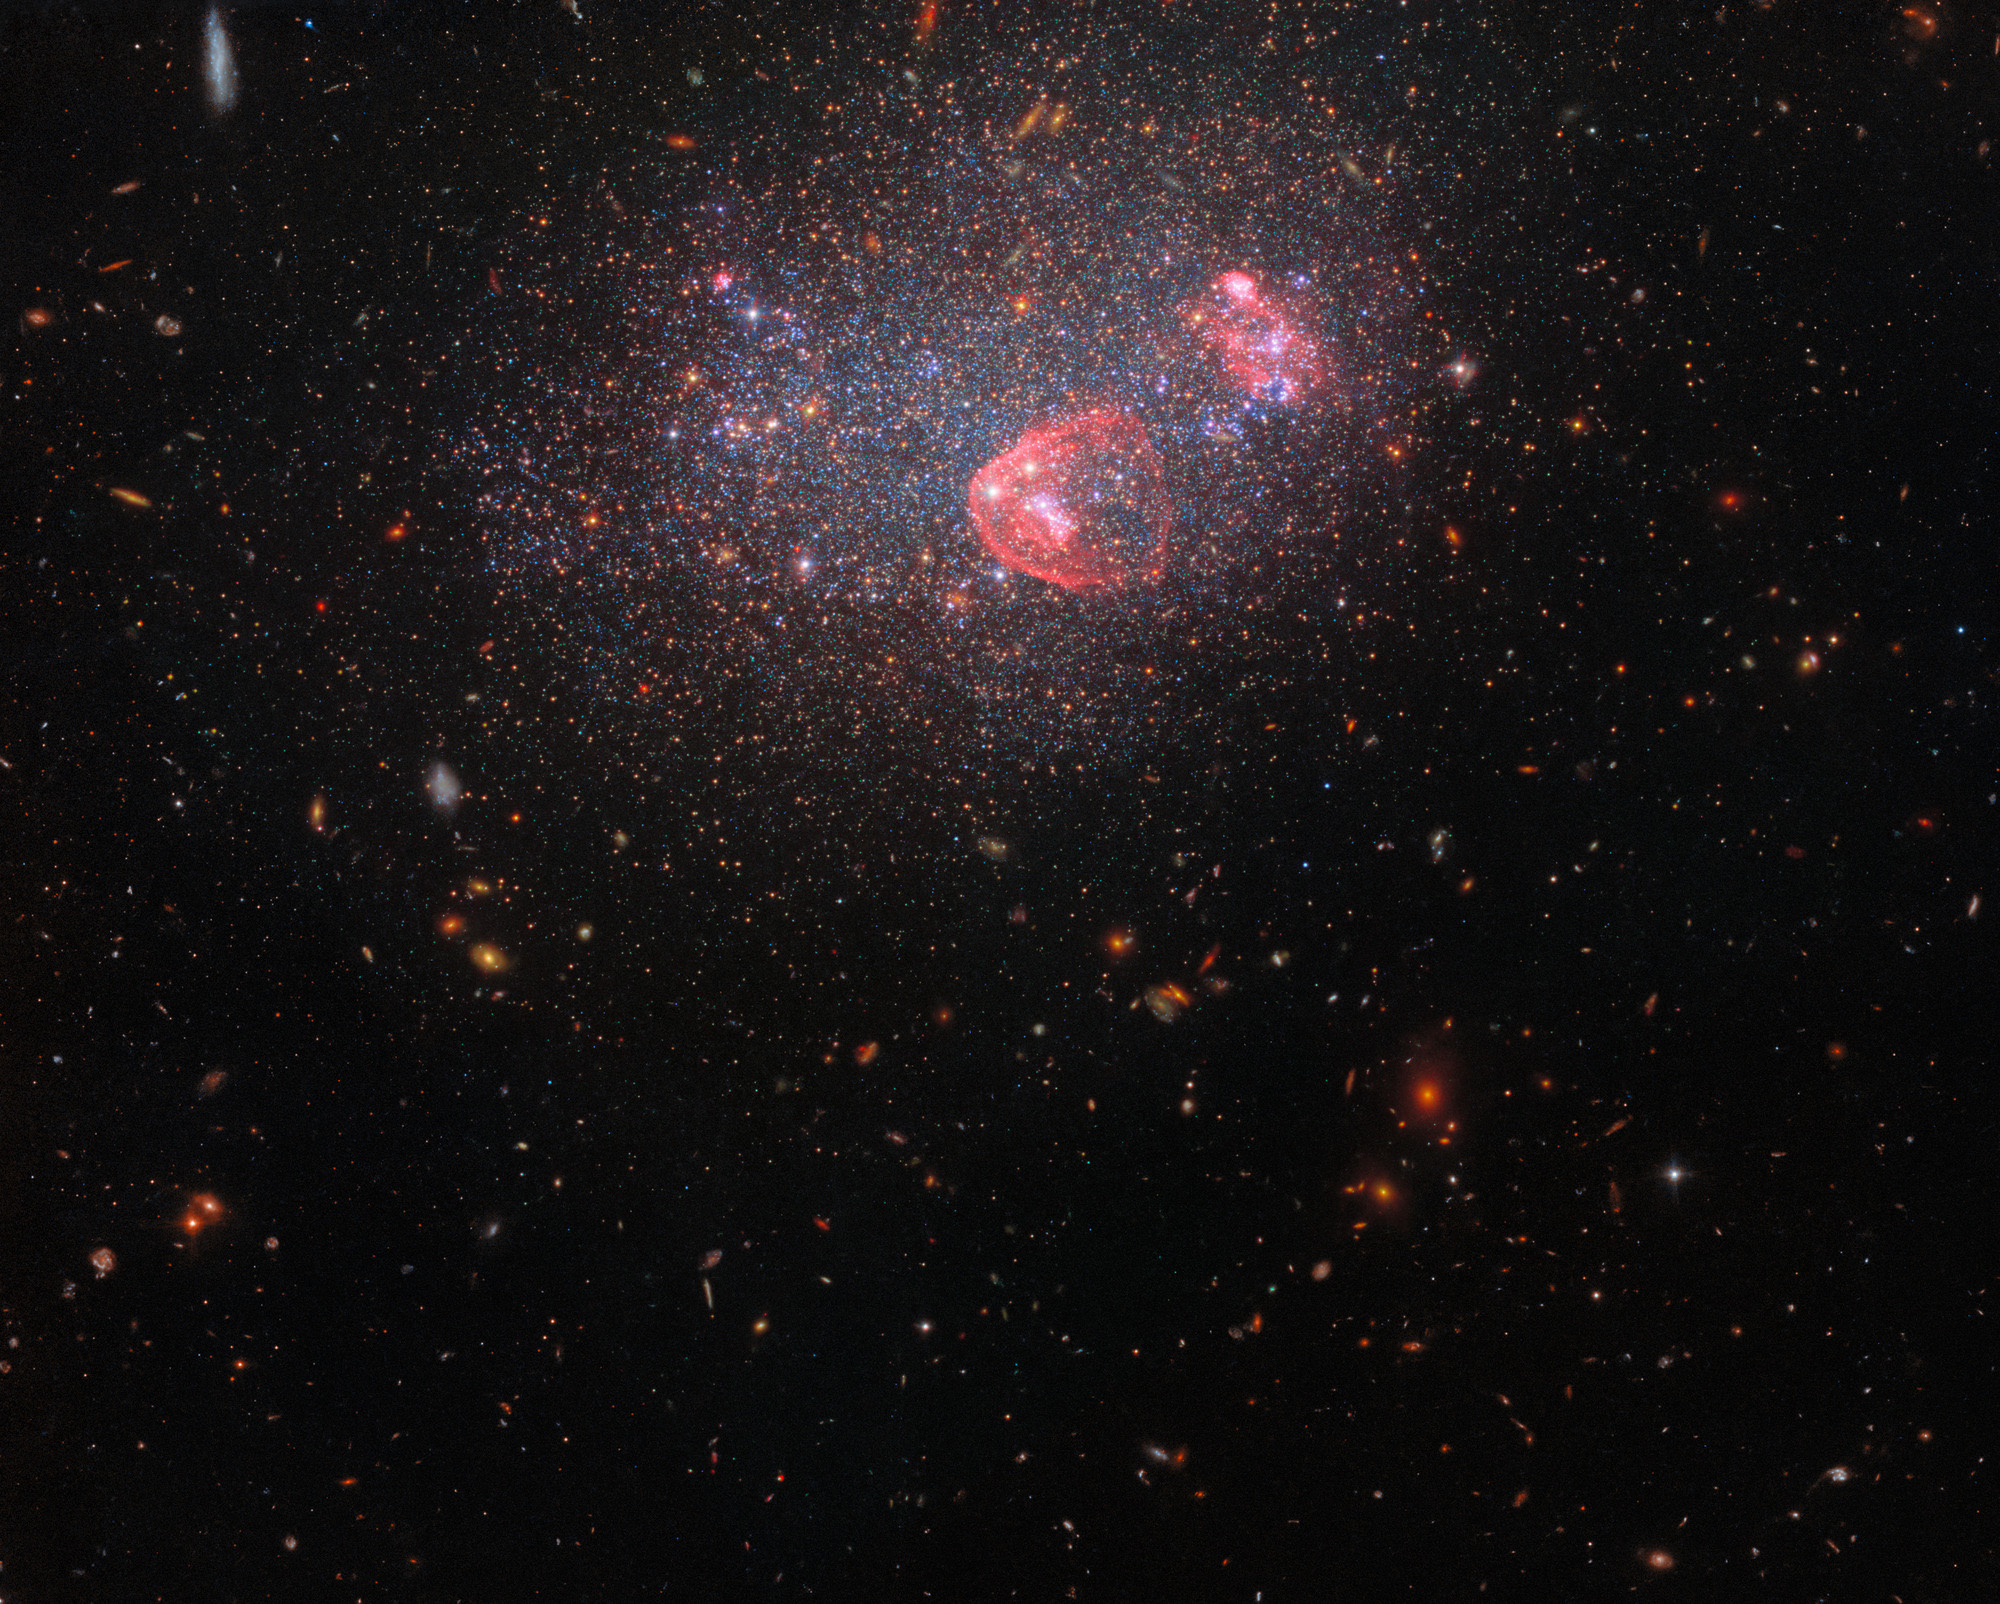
left=1, top=1, right=1996, bottom=1599
left=453, top=16, right=1477, bottom=797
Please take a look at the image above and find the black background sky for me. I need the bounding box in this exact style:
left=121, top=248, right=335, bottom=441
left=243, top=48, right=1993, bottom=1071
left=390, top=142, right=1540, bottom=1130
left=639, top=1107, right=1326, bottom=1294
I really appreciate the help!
left=2, top=1, right=1996, bottom=1599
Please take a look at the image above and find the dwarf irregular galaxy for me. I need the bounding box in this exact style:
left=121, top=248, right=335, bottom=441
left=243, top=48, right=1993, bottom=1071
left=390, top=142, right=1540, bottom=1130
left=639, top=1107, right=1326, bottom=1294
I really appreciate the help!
left=450, top=16, right=1492, bottom=811
left=7, top=2, right=1993, bottom=1599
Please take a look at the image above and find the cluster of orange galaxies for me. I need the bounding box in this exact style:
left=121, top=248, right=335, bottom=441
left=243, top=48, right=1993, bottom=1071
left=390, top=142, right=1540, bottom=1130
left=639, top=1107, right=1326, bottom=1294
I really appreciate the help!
left=1101, top=931, right=1230, bottom=1031
left=1340, top=1026, right=1466, bottom=1227
left=425, top=876, right=512, bottom=975
left=181, top=1192, right=224, bottom=1237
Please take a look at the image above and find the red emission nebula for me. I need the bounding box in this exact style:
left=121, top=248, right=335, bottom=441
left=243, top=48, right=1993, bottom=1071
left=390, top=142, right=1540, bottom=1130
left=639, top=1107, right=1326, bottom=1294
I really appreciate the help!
left=967, top=407, right=1172, bottom=594
left=1184, top=270, right=1326, bottom=405
left=969, top=272, right=1327, bottom=594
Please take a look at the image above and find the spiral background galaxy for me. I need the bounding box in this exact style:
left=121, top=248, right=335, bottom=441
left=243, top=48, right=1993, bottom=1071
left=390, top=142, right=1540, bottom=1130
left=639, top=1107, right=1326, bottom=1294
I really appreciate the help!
left=4, top=1, right=1995, bottom=1598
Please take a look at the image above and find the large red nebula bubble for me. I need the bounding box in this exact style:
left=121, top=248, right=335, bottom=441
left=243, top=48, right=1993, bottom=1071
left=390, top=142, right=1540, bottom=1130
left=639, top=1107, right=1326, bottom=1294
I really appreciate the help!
left=1184, top=270, right=1326, bottom=404
left=967, top=408, right=1172, bottom=593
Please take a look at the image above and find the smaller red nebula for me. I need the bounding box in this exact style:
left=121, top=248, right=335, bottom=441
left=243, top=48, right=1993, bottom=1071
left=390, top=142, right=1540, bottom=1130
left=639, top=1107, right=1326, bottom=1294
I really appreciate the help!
left=1184, top=271, right=1326, bottom=404
left=968, top=408, right=1171, bottom=592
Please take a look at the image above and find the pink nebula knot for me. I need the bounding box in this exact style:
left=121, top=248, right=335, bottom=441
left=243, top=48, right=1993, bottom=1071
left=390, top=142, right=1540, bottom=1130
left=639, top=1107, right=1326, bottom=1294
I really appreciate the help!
left=1184, top=270, right=1326, bottom=404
